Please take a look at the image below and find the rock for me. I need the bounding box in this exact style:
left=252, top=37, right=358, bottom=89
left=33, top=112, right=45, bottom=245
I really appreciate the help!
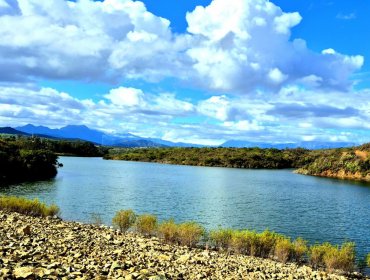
left=148, top=276, right=167, bottom=280
left=17, top=225, right=31, bottom=236
left=0, top=210, right=364, bottom=280
left=13, top=266, right=34, bottom=278
left=158, top=254, right=171, bottom=261
left=177, top=254, right=191, bottom=263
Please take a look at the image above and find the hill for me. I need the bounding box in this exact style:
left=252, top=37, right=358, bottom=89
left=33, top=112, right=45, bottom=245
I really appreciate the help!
left=296, top=143, right=370, bottom=181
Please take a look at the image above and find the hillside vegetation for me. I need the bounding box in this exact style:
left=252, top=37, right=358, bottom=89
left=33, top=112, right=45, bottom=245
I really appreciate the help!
left=0, top=137, right=59, bottom=184
left=105, top=147, right=312, bottom=169
left=296, top=143, right=370, bottom=181
left=105, top=144, right=370, bottom=182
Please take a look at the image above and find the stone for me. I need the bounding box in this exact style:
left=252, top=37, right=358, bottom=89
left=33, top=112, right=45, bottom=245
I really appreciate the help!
left=13, top=266, right=34, bottom=278
left=17, top=225, right=31, bottom=236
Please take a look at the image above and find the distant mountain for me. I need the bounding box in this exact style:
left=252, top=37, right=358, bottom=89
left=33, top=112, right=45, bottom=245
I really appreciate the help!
left=0, top=127, right=30, bottom=136
left=14, top=124, right=199, bottom=147
left=12, top=124, right=357, bottom=149
left=115, top=139, right=167, bottom=148
left=146, top=138, right=204, bottom=148
left=221, top=140, right=356, bottom=150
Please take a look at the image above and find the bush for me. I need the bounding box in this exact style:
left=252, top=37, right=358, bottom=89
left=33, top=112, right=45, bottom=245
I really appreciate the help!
left=244, top=230, right=259, bottom=256
left=177, top=222, right=205, bottom=247
left=112, top=209, right=136, bottom=232
left=259, top=230, right=280, bottom=258
left=367, top=253, right=370, bottom=267
left=230, top=230, right=249, bottom=254
left=274, top=238, right=293, bottom=263
left=209, top=228, right=233, bottom=251
left=292, top=237, right=308, bottom=263
left=310, top=242, right=355, bottom=272
left=323, top=242, right=355, bottom=272
left=309, top=243, right=330, bottom=268
left=136, top=214, right=158, bottom=236
left=0, top=195, right=59, bottom=217
left=158, top=219, right=178, bottom=244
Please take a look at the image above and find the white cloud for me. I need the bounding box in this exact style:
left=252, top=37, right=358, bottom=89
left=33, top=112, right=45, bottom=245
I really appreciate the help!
left=0, top=0, right=8, bottom=8
left=0, top=0, right=364, bottom=93
left=185, top=0, right=363, bottom=92
left=104, top=87, right=145, bottom=107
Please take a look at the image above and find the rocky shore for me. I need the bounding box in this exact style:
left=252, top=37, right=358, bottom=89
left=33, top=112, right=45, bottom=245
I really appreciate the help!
left=0, top=211, right=367, bottom=280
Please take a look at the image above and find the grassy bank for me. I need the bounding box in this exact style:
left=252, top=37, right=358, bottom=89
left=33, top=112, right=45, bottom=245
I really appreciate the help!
left=0, top=195, right=59, bottom=217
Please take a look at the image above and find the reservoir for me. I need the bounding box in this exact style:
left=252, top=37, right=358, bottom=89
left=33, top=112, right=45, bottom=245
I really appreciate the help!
left=1, top=156, right=369, bottom=260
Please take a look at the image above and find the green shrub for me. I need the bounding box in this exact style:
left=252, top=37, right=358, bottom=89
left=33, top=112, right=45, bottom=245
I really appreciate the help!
left=323, top=242, right=355, bottom=272
left=209, top=228, right=233, bottom=251
left=230, top=230, right=249, bottom=254
left=244, top=230, right=259, bottom=256
left=112, top=209, right=136, bottom=232
left=367, top=253, right=370, bottom=267
left=136, top=214, right=158, bottom=236
left=292, top=237, right=308, bottom=263
left=274, top=238, right=293, bottom=263
left=309, top=243, right=331, bottom=268
left=310, top=242, right=355, bottom=272
left=258, top=230, right=280, bottom=258
left=0, top=195, right=59, bottom=217
left=158, top=219, right=178, bottom=244
left=177, top=222, right=205, bottom=247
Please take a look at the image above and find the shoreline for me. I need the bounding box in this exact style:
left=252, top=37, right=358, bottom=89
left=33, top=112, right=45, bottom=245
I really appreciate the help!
left=103, top=156, right=370, bottom=183
left=0, top=210, right=368, bottom=279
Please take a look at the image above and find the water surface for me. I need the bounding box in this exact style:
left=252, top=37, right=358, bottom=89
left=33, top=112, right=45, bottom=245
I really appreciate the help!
left=1, top=156, right=369, bottom=260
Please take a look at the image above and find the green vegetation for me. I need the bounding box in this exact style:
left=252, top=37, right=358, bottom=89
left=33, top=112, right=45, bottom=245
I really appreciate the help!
left=309, top=242, right=356, bottom=272
left=105, top=147, right=311, bottom=169
left=0, top=135, right=108, bottom=184
left=112, top=209, right=137, bottom=232
left=112, top=209, right=358, bottom=273
left=0, top=137, right=59, bottom=183
left=158, top=219, right=179, bottom=244
left=367, top=253, right=370, bottom=267
left=105, top=144, right=370, bottom=181
left=177, top=222, right=205, bottom=248
left=135, top=214, right=158, bottom=236
left=0, top=195, right=59, bottom=217
left=158, top=219, right=204, bottom=247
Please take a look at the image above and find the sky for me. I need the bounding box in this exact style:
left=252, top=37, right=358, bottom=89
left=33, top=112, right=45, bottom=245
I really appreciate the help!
left=0, top=0, right=369, bottom=145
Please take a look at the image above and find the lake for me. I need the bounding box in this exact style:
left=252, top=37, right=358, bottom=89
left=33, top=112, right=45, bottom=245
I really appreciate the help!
left=1, top=156, right=370, bottom=261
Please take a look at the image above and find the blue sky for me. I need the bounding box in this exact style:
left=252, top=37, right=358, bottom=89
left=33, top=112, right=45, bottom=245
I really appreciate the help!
left=0, top=0, right=369, bottom=145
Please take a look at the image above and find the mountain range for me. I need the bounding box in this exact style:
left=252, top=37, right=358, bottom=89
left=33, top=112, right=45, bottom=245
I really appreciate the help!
left=0, top=124, right=358, bottom=149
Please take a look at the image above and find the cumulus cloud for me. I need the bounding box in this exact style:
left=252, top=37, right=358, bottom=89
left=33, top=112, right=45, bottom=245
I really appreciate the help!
left=1, top=83, right=370, bottom=144
left=0, top=0, right=187, bottom=82
left=185, top=0, right=363, bottom=92
left=0, top=0, right=364, bottom=93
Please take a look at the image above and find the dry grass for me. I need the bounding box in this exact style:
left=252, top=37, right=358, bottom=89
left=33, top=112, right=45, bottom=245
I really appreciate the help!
left=0, top=195, right=59, bottom=217
left=112, top=209, right=136, bottom=232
